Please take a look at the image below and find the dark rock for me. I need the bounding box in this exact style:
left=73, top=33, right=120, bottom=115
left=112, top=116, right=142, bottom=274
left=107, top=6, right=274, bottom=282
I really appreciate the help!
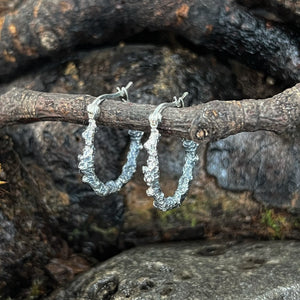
left=47, top=240, right=300, bottom=300
left=207, top=131, right=300, bottom=210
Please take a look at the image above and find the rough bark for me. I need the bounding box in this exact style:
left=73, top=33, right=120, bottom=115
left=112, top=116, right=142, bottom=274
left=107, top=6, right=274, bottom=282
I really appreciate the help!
left=238, top=0, right=300, bottom=29
left=0, top=83, right=300, bottom=143
left=0, top=0, right=299, bottom=83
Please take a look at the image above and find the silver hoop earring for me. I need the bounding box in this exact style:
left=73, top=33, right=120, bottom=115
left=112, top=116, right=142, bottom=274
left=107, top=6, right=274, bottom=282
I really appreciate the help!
left=142, top=92, right=199, bottom=211
left=78, top=82, right=144, bottom=196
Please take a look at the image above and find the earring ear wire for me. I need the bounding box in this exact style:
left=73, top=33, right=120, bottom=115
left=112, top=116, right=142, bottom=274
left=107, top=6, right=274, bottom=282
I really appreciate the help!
left=142, top=92, right=199, bottom=211
left=78, top=82, right=143, bottom=196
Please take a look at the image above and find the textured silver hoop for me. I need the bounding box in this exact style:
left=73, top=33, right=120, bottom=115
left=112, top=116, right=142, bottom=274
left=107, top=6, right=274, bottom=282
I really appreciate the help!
left=142, top=92, right=199, bottom=211
left=78, top=82, right=144, bottom=196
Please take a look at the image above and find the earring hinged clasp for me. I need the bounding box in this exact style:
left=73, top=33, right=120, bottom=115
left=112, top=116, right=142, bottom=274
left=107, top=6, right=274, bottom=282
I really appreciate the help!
left=149, top=92, right=188, bottom=128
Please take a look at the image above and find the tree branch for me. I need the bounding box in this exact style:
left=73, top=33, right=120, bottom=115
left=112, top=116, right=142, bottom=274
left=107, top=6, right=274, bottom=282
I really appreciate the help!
left=237, top=0, right=300, bottom=29
left=0, top=0, right=299, bottom=83
left=1, top=84, right=300, bottom=143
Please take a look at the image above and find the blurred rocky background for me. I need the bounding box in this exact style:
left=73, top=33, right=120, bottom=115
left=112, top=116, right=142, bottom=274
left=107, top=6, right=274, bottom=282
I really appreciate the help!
left=0, top=0, right=299, bottom=299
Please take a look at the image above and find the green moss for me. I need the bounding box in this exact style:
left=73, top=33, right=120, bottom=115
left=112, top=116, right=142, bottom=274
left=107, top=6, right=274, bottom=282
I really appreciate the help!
left=68, top=228, right=88, bottom=241
left=157, top=197, right=205, bottom=228
left=26, top=279, right=44, bottom=300
left=190, top=217, right=197, bottom=228
left=68, top=223, right=119, bottom=245
left=181, top=203, right=200, bottom=227
left=261, top=209, right=287, bottom=239
left=125, top=209, right=153, bottom=229
left=293, top=217, right=300, bottom=229
left=90, top=224, right=119, bottom=243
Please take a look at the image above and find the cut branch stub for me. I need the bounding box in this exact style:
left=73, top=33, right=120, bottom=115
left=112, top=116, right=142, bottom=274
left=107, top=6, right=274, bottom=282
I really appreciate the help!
left=190, top=84, right=300, bottom=142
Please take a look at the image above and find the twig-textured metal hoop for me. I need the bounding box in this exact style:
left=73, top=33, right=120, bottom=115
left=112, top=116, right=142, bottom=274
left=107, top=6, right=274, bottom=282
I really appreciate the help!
left=142, top=93, right=199, bottom=211
left=78, top=82, right=144, bottom=196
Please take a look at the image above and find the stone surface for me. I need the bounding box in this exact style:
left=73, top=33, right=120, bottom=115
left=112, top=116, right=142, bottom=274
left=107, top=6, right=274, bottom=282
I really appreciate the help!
left=207, top=131, right=300, bottom=210
left=47, top=240, right=300, bottom=300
